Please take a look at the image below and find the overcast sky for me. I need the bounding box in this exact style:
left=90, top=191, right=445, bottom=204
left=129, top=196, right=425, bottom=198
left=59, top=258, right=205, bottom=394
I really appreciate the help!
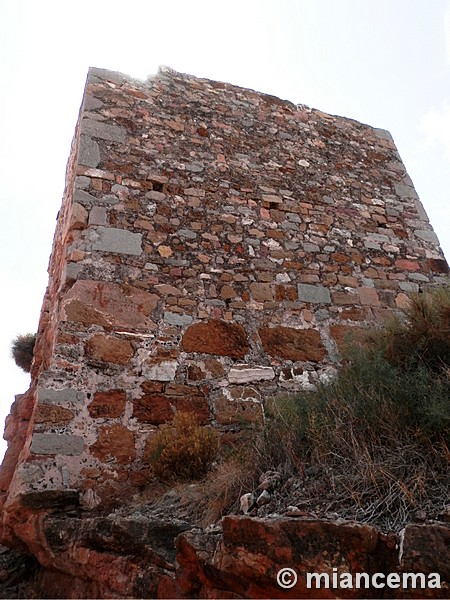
left=0, top=0, right=449, bottom=460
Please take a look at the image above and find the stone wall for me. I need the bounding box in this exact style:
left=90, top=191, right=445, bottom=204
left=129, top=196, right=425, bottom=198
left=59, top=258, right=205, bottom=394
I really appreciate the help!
left=1, top=66, right=448, bottom=522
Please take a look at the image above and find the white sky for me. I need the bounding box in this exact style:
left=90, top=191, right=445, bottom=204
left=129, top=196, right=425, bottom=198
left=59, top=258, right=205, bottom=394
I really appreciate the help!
left=0, top=0, right=449, bottom=460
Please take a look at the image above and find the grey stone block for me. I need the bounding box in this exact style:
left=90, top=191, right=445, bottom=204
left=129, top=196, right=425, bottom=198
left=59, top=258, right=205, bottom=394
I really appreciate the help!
left=297, top=283, right=331, bottom=304
left=409, top=273, right=429, bottom=282
left=413, top=199, right=430, bottom=223
left=399, top=282, right=420, bottom=293
left=84, top=95, right=103, bottom=112
left=93, top=227, right=142, bottom=256
left=373, top=128, right=394, bottom=142
left=177, top=229, right=198, bottom=239
left=75, top=176, right=91, bottom=190
left=74, top=189, right=97, bottom=206
left=78, top=135, right=101, bottom=168
left=163, top=312, right=193, bottom=327
left=82, top=118, right=126, bottom=143
left=414, top=230, right=439, bottom=244
left=37, top=387, right=83, bottom=404
left=394, top=182, right=419, bottom=200
left=30, top=433, right=84, bottom=456
left=89, top=206, right=107, bottom=226
left=88, top=67, right=125, bottom=85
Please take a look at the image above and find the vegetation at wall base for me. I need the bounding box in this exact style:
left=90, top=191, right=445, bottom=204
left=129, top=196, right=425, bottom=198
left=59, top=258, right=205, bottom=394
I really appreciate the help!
left=257, top=286, right=450, bottom=531
left=11, top=333, right=36, bottom=373
left=145, top=411, right=219, bottom=482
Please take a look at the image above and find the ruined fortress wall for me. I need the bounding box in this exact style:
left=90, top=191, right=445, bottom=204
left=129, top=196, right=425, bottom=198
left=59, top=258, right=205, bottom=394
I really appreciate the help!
left=1, top=67, right=448, bottom=516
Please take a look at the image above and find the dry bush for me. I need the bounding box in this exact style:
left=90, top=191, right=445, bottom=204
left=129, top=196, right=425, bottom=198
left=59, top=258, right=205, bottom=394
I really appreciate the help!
left=383, top=285, right=450, bottom=373
left=11, top=333, right=36, bottom=373
left=145, top=411, right=219, bottom=482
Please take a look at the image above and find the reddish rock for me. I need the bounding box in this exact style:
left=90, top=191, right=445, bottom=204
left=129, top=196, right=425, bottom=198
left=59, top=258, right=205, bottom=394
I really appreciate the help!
left=62, top=280, right=159, bottom=330
left=132, top=394, right=173, bottom=424
left=259, top=326, right=326, bottom=362
left=85, top=334, right=133, bottom=365
left=141, top=381, right=164, bottom=393
left=330, top=324, right=369, bottom=353
left=428, top=258, right=449, bottom=274
left=400, top=524, right=450, bottom=582
left=90, top=425, right=136, bottom=464
left=182, top=320, right=249, bottom=359
left=214, top=387, right=263, bottom=426
left=175, top=516, right=398, bottom=599
left=165, top=383, right=210, bottom=424
left=34, top=404, right=74, bottom=424
left=358, top=287, right=381, bottom=306
left=395, top=259, right=420, bottom=271
left=88, top=390, right=127, bottom=419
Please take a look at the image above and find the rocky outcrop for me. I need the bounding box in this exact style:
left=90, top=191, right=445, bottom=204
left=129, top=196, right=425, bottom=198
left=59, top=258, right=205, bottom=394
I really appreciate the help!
left=0, top=513, right=447, bottom=599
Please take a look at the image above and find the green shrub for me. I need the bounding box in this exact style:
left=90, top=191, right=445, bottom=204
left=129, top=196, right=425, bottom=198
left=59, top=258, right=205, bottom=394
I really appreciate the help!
left=145, top=412, right=219, bottom=482
left=11, top=333, right=36, bottom=373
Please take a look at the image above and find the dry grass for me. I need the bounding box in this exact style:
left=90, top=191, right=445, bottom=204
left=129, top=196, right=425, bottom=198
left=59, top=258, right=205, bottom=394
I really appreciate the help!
left=256, top=286, right=450, bottom=531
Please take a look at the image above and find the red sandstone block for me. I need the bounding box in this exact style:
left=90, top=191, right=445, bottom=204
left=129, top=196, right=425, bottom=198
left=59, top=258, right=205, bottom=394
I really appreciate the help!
left=85, top=334, right=134, bottom=365
left=395, top=259, right=420, bottom=271
left=358, top=287, right=381, bottom=307
left=90, top=425, right=136, bottom=464
left=259, top=326, right=326, bottom=362
left=88, top=390, right=127, bottom=419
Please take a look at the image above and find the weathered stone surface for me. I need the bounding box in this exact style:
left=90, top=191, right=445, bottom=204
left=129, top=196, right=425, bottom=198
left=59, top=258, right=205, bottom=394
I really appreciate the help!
left=63, top=280, right=158, bottom=330
left=358, top=286, right=381, bottom=306
left=143, top=359, right=177, bottom=381
left=34, top=404, right=74, bottom=424
left=132, top=394, right=173, bottom=424
left=81, top=118, right=126, bottom=143
left=228, top=365, right=275, bottom=384
left=90, top=425, right=135, bottom=464
left=175, top=516, right=399, bottom=599
left=182, top=320, right=249, bottom=359
left=400, top=524, right=450, bottom=580
left=163, top=312, right=193, bottom=327
left=214, top=387, right=263, bottom=426
left=297, top=283, right=331, bottom=304
left=88, top=390, right=126, bottom=419
left=78, top=135, right=100, bottom=168
left=30, top=433, right=84, bottom=456
left=249, top=282, right=273, bottom=301
left=415, top=229, right=440, bottom=244
left=259, top=326, right=326, bottom=362
left=330, top=324, right=368, bottom=353
left=85, top=334, right=134, bottom=365
left=37, top=387, right=83, bottom=404
left=68, top=202, right=88, bottom=231
left=93, top=227, right=142, bottom=255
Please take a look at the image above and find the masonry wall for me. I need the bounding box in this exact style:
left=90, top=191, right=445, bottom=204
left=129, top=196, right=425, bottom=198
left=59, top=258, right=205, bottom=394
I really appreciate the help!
left=1, top=67, right=448, bottom=515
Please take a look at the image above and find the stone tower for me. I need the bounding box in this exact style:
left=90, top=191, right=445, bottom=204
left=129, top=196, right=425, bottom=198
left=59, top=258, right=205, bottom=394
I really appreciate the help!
left=0, top=66, right=448, bottom=545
